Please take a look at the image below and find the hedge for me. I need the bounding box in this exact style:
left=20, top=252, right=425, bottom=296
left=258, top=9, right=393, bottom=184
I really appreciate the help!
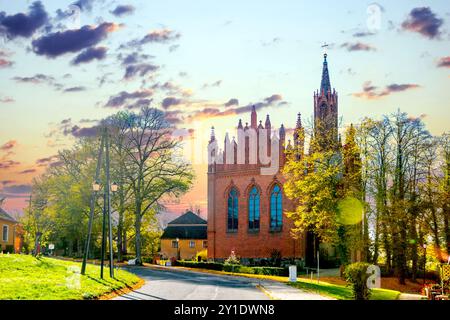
left=175, top=260, right=288, bottom=276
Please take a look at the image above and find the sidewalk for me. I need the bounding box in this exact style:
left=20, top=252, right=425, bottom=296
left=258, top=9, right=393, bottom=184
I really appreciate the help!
left=256, top=280, right=334, bottom=300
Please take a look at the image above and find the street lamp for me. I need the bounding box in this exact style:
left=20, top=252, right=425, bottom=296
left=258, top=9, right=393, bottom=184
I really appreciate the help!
left=92, top=181, right=101, bottom=192
left=111, top=182, right=118, bottom=193
left=422, top=243, right=427, bottom=286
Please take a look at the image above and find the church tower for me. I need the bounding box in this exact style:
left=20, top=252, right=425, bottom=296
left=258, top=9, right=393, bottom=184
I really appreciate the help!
left=313, top=53, right=339, bottom=151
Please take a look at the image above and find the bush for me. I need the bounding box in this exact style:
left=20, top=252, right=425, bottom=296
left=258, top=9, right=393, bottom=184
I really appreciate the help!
left=224, top=250, right=240, bottom=265
left=175, top=260, right=288, bottom=276
left=176, top=260, right=224, bottom=271
left=196, top=249, right=207, bottom=262
left=344, top=262, right=372, bottom=300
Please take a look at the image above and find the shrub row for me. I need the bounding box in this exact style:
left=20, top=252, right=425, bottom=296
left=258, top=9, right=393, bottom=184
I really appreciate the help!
left=175, top=260, right=288, bottom=276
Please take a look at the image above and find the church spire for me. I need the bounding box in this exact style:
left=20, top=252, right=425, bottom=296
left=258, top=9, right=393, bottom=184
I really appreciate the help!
left=209, top=126, right=215, bottom=143
left=296, top=113, right=302, bottom=129
left=320, top=53, right=331, bottom=95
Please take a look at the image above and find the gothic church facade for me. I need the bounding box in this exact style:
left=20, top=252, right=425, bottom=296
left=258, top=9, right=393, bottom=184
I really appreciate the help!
left=207, top=54, right=339, bottom=264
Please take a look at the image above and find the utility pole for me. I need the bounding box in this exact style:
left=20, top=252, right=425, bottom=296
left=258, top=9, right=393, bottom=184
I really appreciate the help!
left=105, top=128, right=114, bottom=278
left=81, top=134, right=104, bottom=275
left=81, top=127, right=117, bottom=279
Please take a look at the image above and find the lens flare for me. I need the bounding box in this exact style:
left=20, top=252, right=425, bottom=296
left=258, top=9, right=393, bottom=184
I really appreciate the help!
left=337, top=196, right=364, bottom=225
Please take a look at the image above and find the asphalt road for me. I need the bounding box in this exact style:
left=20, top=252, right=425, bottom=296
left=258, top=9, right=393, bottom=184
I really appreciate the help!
left=114, top=266, right=270, bottom=300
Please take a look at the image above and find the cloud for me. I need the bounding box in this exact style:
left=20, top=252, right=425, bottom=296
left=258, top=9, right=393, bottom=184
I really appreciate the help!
left=12, top=73, right=54, bottom=84
left=119, top=52, right=152, bottom=65
left=202, top=80, right=222, bottom=89
left=0, top=1, right=48, bottom=39
left=0, top=180, right=15, bottom=186
left=19, top=169, right=37, bottom=174
left=36, top=155, right=59, bottom=166
left=71, top=46, right=107, bottom=65
left=32, top=22, right=120, bottom=58
left=0, top=140, right=17, bottom=151
left=2, top=184, right=32, bottom=194
left=12, top=73, right=62, bottom=90
left=401, top=7, right=443, bottom=39
left=125, top=98, right=152, bottom=110
left=65, top=125, right=99, bottom=138
left=189, top=94, right=285, bottom=121
left=341, top=42, right=376, bottom=52
left=437, top=56, right=450, bottom=68
left=0, top=96, right=14, bottom=103
left=111, top=5, right=135, bottom=17
left=164, top=110, right=183, bottom=125
left=123, top=28, right=181, bottom=48
left=0, top=58, right=13, bottom=68
left=225, top=98, right=239, bottom=107
left=124, top=63, right=159, bottom=79
left=72, top=0, right=94, bottom=12
left=0, top=160, right=20, bottom=170
left=105, top=89, right=153, bottom=108
left=352, top=31, right=376, bottom=37
left=162, top=97, right=182, bottom=109
left=264, top=94, right=282, bottom=104
left=352, top=81, right=420, bottom=99
left=63, top=86, right=87, bottom=92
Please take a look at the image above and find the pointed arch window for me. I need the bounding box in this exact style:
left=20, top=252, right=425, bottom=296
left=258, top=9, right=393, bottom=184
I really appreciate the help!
left=270, top=185, right=282, bottom=231
left=227, top=188, right=239, bottom=231
left=248, top=186, right=260, bottom=231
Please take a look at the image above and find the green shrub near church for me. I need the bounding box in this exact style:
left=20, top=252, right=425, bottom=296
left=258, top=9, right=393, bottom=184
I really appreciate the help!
left=344, top=262, right=372, bottom=300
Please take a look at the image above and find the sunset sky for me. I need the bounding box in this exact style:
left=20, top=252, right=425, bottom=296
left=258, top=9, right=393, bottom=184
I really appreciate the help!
left=1, top=0, right=449, bottom=217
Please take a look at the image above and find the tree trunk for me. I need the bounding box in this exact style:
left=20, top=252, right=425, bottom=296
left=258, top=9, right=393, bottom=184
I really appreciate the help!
left=135, top=203, right=142, bottom=265
left=410, top=221, right=418, bottom=282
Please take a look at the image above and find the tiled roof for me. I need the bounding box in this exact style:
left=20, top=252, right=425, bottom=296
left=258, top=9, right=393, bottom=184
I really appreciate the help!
left=161, top=225, right=207, bottom=240
left=168, top=211, right=207, bottom=226
left=0, top=208, right=17, bottom=223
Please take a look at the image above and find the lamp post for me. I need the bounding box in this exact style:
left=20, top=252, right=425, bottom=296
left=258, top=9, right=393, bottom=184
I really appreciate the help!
left=422, top=243, right=427, bottom=286
left=176, top=237, right=180, bottom=260
left=81, top=127, right=118, bottom=279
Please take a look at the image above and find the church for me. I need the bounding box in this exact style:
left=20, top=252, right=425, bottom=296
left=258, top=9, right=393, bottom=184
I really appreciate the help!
left=207, top=53, right=339, bottom=265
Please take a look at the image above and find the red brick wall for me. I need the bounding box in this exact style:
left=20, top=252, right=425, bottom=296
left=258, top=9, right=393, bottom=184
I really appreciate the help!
left=207, top=165, right=305, bottom=261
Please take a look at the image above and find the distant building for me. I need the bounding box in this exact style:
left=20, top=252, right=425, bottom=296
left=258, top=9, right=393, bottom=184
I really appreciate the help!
left=160, top=211, right=208, bottom=260
left=207, top=54, right=339, bottom=265
left=0, top=207, right=23, bottom=253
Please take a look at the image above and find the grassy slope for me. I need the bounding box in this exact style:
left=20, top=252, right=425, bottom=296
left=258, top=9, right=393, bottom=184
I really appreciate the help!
left=288, top=278, right=400, bottom=300
left=0, top=254, right=140, bottom=300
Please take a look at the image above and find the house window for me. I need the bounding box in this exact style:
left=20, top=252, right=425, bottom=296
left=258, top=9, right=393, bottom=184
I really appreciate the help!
left=171, top=240, right=178, bottom=248
left=2, top=225, right=8, bottom=242
left=203, top=241, right=208, bottom=248
left=270, top=185, right=282, bottom=231
left=227, top=188, right=239, bottom=231
left=248, top=186, right=260, bottom=231
left=189, top=241, right=195, bottom=248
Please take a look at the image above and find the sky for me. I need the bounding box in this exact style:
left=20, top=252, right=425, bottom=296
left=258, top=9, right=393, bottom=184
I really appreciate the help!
left=0, top=0, right=449, bottom=217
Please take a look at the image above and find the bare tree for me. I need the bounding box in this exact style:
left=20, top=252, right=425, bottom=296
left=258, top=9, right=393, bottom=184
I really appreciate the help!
left=109, top=107, right=193, bottom=264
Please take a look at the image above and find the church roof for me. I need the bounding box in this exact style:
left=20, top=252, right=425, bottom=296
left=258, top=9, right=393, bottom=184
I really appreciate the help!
left=320, top=53, right=332, bottom=94
left=168, top=211, right=207, bottom=225
left=0, top=207, right=17, bottom=223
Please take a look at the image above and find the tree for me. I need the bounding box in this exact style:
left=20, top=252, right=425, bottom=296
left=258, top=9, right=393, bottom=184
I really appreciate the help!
left=109, top=107, right=194, bottom=264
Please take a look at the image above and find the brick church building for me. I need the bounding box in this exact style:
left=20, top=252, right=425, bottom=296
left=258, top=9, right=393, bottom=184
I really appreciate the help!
left=207, top=53, right=339, bottom=264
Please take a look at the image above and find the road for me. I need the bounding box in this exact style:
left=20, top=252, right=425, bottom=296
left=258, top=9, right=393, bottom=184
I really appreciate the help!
left=114, top=266, right=270, bottom=300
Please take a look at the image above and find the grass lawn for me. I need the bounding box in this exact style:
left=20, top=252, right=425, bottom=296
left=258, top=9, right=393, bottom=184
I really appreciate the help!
left=288, top=278, right=401, bottom=300
left=0, top=254, right=141, bottom=300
